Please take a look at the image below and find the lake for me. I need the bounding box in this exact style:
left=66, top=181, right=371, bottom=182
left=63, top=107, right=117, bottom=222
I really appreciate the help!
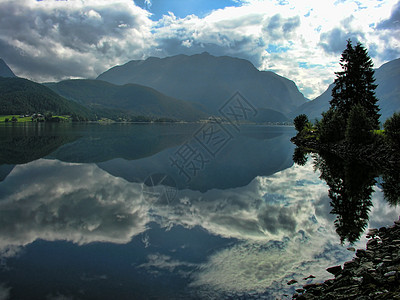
left=0, top=123, right=399, bottom=300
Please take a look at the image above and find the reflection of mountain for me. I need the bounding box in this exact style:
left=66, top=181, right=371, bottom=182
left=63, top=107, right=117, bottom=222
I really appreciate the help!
left=1, top=154, right=399, bottom=299
left=49, top=124, right=199, bottom=163
left=0, top=125, right=77, bottom=165
left=0, top=164, right=14, bottom=182
left=97, top=126, right=296, bottom=192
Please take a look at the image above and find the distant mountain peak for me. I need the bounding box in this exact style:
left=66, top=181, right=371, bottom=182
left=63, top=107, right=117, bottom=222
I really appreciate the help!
left=97, top=52, right=306, bottom=116
left=0, top=58, right=16, bottom=78
left=291, top=57, right=400, bottom=121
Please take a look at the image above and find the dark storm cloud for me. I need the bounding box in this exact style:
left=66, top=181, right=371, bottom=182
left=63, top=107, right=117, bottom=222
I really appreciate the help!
left=377, top=1, right=400, bottom=29
left=319, top=28, right=364, bottom=54
left=0, top=0, right=152, bottom=81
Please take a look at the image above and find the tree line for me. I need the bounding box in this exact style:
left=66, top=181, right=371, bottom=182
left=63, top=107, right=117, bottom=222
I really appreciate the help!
left=294, top=40, right=399, bottom=149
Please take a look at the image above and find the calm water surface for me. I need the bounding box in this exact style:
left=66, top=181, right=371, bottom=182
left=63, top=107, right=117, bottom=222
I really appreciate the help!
left=0, top=123, right=399, bottom=300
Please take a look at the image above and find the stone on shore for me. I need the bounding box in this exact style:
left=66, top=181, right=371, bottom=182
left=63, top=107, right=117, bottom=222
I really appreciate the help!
left=291, top=218, right=400, bottom=299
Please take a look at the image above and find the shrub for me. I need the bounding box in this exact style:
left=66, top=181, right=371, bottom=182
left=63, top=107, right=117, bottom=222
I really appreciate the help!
left=316, top=108, right=346, bottom=143
left=384, top=112, right=400, bottom=149
left=345, top=104, right=374, bottom=144
left=293, top=114, right=309, bottom=132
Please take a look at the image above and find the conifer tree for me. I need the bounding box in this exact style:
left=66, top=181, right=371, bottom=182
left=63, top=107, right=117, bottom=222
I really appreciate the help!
left=330, top=40, right=380, bottom=128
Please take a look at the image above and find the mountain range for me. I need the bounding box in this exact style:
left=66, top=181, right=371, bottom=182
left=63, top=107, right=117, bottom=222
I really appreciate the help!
left=97, top=52, right=307, bottom=115
left=0, top=77, right=93, bottom=119
left=0, top=53, right=399, bottom=122
left=0, top=58, right=15, bottom=78
left=45, top=79, right=207, bottom=121
left=292, top=58, right=400, bottom=121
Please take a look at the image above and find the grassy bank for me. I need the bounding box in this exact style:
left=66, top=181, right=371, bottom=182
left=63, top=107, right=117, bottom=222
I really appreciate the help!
left=0, top=115, right=71, bottom=123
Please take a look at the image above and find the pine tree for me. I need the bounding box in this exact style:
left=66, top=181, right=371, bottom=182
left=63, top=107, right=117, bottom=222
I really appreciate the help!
left=330, top=40, right=380, bottom=128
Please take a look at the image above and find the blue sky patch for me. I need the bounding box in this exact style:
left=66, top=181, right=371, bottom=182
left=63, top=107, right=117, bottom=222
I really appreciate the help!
left=266, top=44, right=289, bottom=54
left=135, top=0, right=243, bottom=20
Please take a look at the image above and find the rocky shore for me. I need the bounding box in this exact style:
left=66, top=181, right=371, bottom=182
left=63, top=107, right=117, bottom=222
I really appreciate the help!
left=291, top=218, right=400, bottom=299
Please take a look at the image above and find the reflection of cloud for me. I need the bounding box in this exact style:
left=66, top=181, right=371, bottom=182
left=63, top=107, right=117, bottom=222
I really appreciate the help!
left=0, top=283, right=10, bottom=300
left=146, top=159, right=400, bottom=296
left=0, top=159, right=148, bottom=251
left=1, top=156, right=399, bottom=297
left=190, top=236, right=350, bottom=297
left=148, top=160, right=330, bottom=242
left=138, top=253, right=196, bottom=278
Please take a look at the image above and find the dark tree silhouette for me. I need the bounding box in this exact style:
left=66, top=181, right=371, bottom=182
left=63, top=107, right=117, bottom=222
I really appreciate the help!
left=292, top=147, right=308, bottom=166
left=314, top=153, right=375, bottom=244
left=330, top=40, right=380, bottom=129
left=293, top=114, right=309, bottom=132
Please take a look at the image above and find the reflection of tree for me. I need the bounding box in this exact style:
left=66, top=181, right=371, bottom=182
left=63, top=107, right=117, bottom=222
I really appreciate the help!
left=0, top=125, right=77, bottom=165
left=381, top=169, right=400, bottom=207
left=292, top=147, right=308, bottom=166
left=313, top=153, right=375, bottom=244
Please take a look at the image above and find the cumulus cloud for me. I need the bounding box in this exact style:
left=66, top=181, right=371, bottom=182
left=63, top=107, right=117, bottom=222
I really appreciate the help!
left=0, top=156, right=399, bottom=297
left=1, top=0, right=399, bottom=98
left=0, top=159, right=149, bottom=250
left=0, top=0, right=153, bottom=81
left=377, top=1, right=400, bottom=29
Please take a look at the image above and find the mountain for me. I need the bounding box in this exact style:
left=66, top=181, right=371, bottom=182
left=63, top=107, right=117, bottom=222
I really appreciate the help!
left=97, top=52, right=307, bottom=116
left=0, top=77, right=94, bottom=119
left=292, top=58, right=400, bottom=121
left=45, top=79, right=207, bottom=121
left=0, top=59, right=16, bottom=78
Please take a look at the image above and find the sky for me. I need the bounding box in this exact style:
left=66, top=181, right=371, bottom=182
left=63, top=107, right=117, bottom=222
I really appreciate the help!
left=0, top=0, right=399, bottom=99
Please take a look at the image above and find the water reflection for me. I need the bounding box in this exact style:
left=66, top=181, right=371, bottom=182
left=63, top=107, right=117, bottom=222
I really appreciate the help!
left=0, top=124, right=399, bottom=300
left=313, top=153, right=375, bottom=244
left=380, top=169, right=400, bottom=206
left=294, top=146, right=399, bottom=245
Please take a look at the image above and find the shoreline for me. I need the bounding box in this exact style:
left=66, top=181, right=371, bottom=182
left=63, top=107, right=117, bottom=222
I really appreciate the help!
left=291, top=135, right=400, bottom=170
left=292, top=218, right=400, bottom=299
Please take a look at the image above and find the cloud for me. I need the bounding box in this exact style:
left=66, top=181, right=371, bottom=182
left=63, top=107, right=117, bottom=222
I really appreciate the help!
left=1, top=0, right=399, bottom=99
left=0, top=284, right=10, bottom=300
left=263, top=14, right=301, bottom=40
left=0, top=0, right=154, bottom=81
left=319, top=28, right=363, bottom=54
left=0, top=159, right=149, bottom=250
left=138, top=253, right=196, bottom=275
left=1, top=156, right=399, bottom=297
left=377, top=1, right=400, bottom=29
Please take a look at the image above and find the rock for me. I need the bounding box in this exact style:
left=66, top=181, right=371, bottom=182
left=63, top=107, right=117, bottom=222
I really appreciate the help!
left=287, top=279, right=298, bottom=285
left=326, top=265, right=342, bottom=276
left=356, top=249, right=367, bottom=258
left=303, top=283, right=317, bottom=290
left=384, top=271, right=397, bottom=277
left=303, top=275, right=315, bottom=280
left=367, top=238, right=378, bottom=248
left=291, top=217, right=400, bottom=299
left=379, top=227, right=387, bottom=233
left=347, top=247, right=356, bottom=252
left=367, top=228, right=379, bottom=237
left=344, top=260, right=357, bottom=270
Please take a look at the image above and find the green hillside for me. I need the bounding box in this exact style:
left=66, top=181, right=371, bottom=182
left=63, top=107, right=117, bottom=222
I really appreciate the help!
left=0, top=77, right=94, bottom=120
left=45, top=79, right=208, bottom=121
